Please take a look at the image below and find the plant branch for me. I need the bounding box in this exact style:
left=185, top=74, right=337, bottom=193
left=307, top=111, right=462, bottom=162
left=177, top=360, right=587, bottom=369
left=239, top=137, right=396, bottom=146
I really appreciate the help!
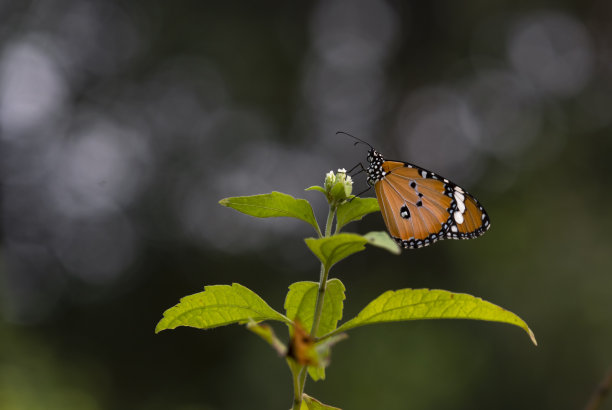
left=584, top=366, right=612, bottom=410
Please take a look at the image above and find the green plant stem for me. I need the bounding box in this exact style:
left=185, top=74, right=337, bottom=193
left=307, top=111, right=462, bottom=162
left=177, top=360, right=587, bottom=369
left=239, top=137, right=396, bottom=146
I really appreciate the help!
left=291, top=364, right=305, bottom=410
left=310, top=264, right=330, bottom=337
left=296, top=367, right=308, bottom=407
left=292, top=204, right=336, bottom=409
left=310, top=204, right=335, bottom=336
left=324, top=204, right=336, bottom=237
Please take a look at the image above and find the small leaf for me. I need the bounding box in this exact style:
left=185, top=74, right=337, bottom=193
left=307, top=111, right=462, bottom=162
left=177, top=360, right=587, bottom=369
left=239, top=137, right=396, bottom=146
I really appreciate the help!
left=304, top=234, right=367, bottom=269
left=336, top=197, right=380, bottom=232
left=307, top=333, right=348, bottom=381
left=301, top=394, right=342, bottom=410
left=155, top=283, right=290, bottom=333
left=308, top=365, right=326, bottom=381
left=333, top=288, right=537, bottom=345
left=305, top=185, right=327, bottom=194
left=284, top=279, right=345, bottom=338
left=363, top=231, right=401, bottom=254
left=246, top=320, right=287, bottom=356
left=330, top=179, right=351, bottom=201
left=219, top=192, right=320, bottom=235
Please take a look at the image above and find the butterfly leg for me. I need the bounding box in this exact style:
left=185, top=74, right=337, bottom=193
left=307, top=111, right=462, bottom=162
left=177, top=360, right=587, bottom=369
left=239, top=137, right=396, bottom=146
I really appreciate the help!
left=351, top=185, right=373, bottom=198
left=345, top=162, right=372, bottom=200
left=347, top=162, right=366, bottom=177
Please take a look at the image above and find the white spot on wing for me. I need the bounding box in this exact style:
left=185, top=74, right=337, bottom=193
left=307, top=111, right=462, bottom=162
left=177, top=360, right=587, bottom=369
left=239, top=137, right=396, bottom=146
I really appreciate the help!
left=456, top=198, right=466, bottom=213
left=453, top=211, right=464, bottom=224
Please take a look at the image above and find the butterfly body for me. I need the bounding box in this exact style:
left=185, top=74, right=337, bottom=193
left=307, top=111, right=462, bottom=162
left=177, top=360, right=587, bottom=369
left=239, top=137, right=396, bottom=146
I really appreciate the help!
left=365, top=148, right=491, bottom=249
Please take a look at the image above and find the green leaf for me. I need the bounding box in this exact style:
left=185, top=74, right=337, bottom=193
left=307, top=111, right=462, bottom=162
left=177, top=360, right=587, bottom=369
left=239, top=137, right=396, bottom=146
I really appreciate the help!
left=330, top=180, right=351, bottom=201
left=304, top=234, right=367, bottom=269
left=305, top=185, right=327, bottom=194
left=284, top=279, right=345, bottom=338
left=155, top=283, right=290, bottom=333
left=363, top=231, right=401, bottom=254
left=308, top=366, right=325, bottom=381
left=219, top=192, right=320, bottom=235
left=307, top=332, right=348, bottom=381
left=335, top=197, right=379, bottom=232
left=301, top=394, right=342, bottom=410
left=285, top=280, right=346, bottom=381
left=333, top=288, right=537, bottom=345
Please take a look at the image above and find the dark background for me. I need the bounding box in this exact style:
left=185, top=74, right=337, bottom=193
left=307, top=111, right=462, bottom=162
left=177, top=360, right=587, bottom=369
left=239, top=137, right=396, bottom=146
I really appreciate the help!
left=2, top=1, right=612, bottom=409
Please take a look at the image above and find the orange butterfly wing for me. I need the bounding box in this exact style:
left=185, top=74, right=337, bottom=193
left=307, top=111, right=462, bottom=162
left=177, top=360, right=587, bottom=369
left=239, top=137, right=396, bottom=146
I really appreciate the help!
left=374, top=160, right=490, bottom=249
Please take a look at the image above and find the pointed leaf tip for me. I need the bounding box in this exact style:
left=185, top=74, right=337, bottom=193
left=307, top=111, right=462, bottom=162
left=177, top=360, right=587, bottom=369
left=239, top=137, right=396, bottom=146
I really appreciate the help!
left=219, top=192, right=320, bottom=234
left=527, top=327, right=538, bottom=346
left=363, top=231, right=401, bottom=254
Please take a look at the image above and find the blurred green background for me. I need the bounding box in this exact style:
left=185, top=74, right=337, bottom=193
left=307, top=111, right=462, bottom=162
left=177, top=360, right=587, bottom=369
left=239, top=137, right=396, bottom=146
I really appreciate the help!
left=2, top=1, right=612, bottom=409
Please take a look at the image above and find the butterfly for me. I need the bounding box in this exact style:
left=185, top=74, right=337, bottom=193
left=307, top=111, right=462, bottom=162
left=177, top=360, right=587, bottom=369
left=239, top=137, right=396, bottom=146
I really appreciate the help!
left=339, top=132, right=491, bottom=249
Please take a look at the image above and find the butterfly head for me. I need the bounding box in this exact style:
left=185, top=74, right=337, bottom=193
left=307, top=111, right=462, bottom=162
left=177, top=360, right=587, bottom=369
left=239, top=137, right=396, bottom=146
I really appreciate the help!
left=366, top=149, right=385, bottom=186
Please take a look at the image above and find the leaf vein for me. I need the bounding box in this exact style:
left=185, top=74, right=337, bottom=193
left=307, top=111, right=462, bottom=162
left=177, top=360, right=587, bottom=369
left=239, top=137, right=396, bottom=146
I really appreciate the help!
left=358, top=299, right=489, bottom=322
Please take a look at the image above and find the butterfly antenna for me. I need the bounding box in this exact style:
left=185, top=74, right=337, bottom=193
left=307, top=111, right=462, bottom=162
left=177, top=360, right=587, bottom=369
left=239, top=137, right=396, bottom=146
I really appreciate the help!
left=336, top=131, right=374, bottom=150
